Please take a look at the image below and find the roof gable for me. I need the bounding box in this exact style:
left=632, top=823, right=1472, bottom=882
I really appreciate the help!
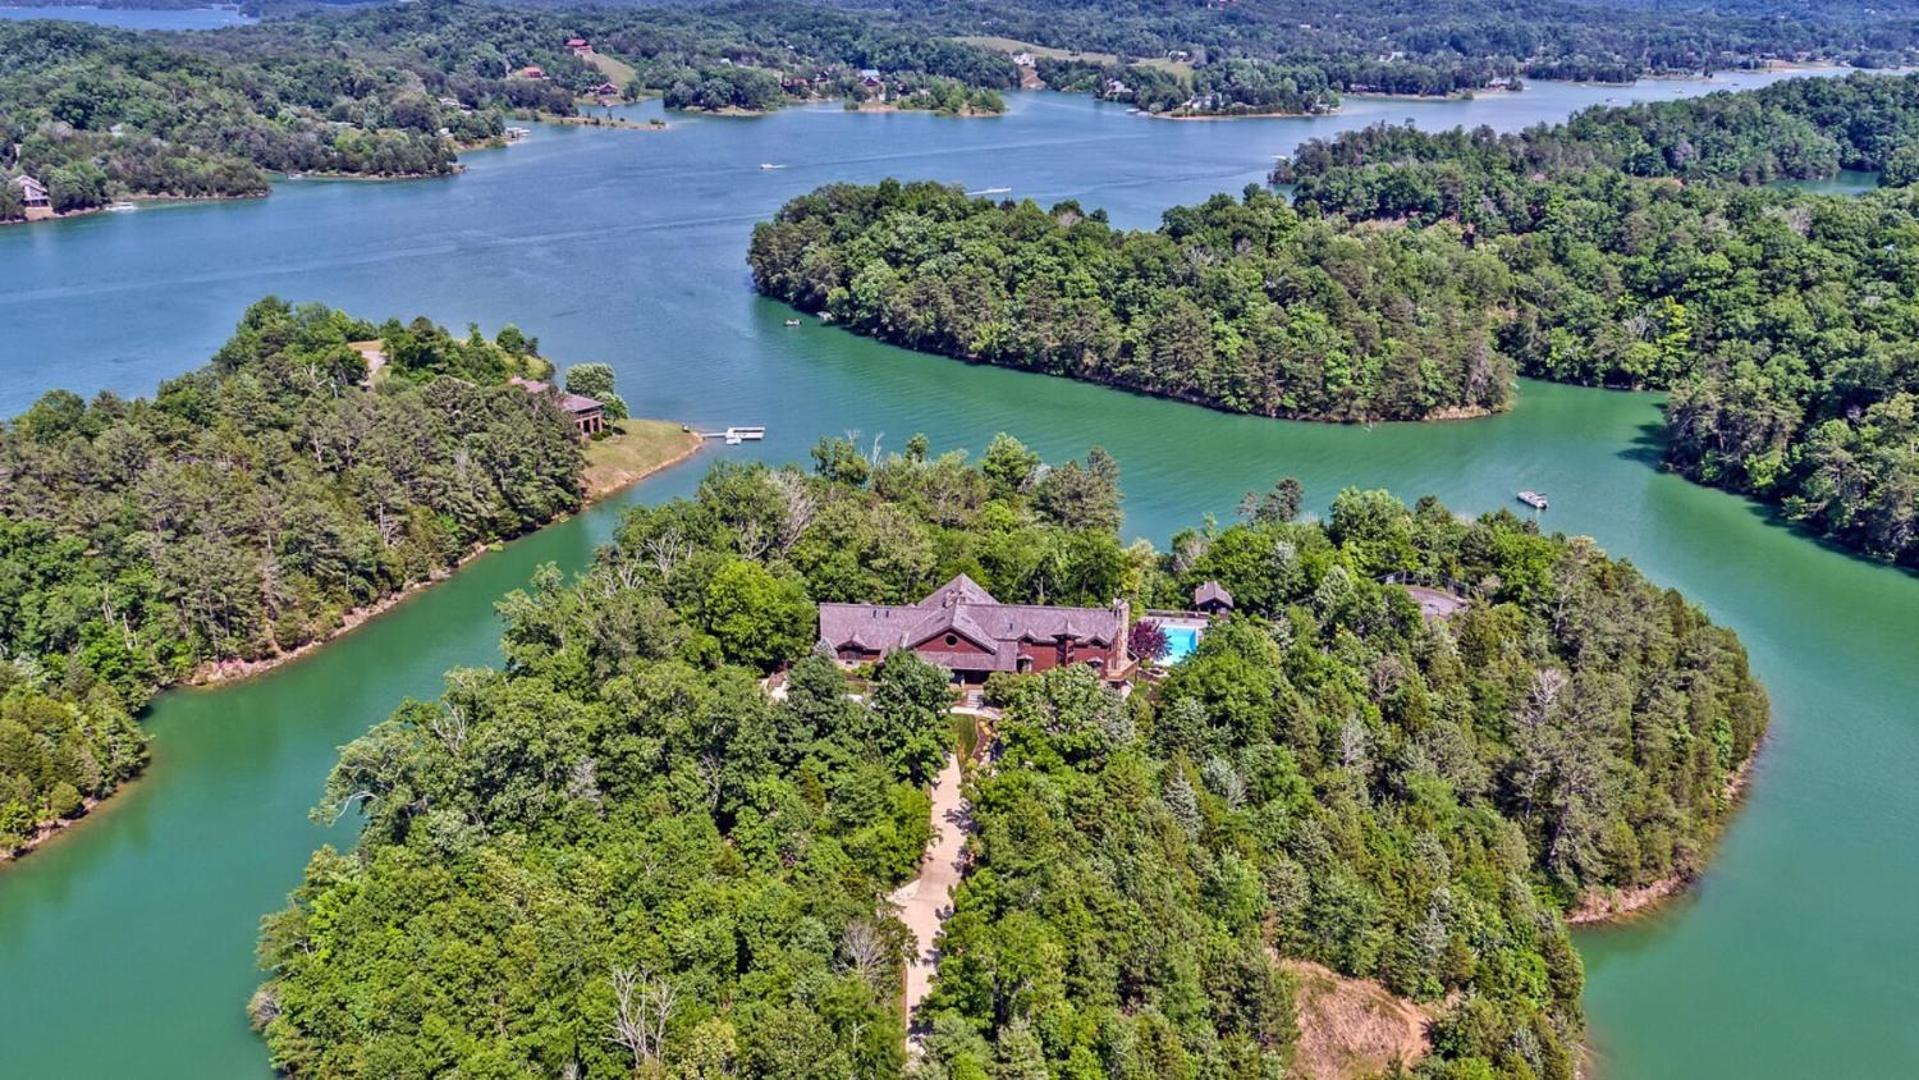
left=903, top=605, right=998, bottom=653
left=919, top=572, right=998, bottom=608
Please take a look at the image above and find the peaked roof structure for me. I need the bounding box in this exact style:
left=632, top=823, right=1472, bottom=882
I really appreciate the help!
left=818, top=574, right=1126, bottom=673
left=1193, top=580, right=1234, bottom=609
left=509, top=376, right=602, bottom=416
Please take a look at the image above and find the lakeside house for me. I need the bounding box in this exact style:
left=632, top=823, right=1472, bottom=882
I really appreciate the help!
left=567, top=37, right=594, bottom=57
left=820, top=574, right=1129, bottom=683
left=509, top=376, right=606, bottom=437
left=590, top=80, right=621, bottom=97
left=822, top=576, right=1244, bottom=681
left=11, top=174, right=53, bottom=221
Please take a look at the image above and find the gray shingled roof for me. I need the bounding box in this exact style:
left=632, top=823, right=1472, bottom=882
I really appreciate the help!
left=1193, top=580, right=1234, bottom=608
left=818, top=573, right=1123, bottom=672
left=509, top=376, right=602, bottom=415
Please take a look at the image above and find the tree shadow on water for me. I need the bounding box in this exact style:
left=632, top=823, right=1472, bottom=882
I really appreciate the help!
left=1735, top=495, right=1919, bottom=578
left=1615, top=419, right=1667, bottom=468
left=1612, top=417, right=1916, bottom=579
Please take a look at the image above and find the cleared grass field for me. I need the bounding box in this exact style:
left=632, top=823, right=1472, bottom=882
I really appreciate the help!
left=584, top=50, right=638, bottom=88
left=582, top=419, right=703, bottom=501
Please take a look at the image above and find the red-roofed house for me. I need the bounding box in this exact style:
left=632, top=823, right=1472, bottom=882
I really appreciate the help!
left=510, top=376, right=605, bottom=436
left=819, top=574, right=1130, bottom=682
left=567, top=37, right=594, bottom=57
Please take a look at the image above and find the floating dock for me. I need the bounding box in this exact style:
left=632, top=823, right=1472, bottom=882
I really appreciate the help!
left=696, top=426, right=766, bottom=445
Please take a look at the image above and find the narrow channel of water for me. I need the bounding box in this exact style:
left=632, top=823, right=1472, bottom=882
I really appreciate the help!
left=2, top=80, right=1914, bottom=1078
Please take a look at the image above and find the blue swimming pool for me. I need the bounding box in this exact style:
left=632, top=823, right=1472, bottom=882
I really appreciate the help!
left=1161, top=625, right=1201, bottom=664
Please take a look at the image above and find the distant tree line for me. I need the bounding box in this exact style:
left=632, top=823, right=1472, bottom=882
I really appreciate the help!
left=1276, top=72, right=1919, bottom=187
left=256, top=0, right=1019, bottom=117
left=1037, top=56, right=1340, bottom=116
left=253, top=434, right=1766, bottom=1078
left=0, top=298, right=588, bottom=853
left=0, top=16, right=484, bottom=216
left=0, top=1, right=1026, bottom=218
left=882, top=0, right=1919, bottom=103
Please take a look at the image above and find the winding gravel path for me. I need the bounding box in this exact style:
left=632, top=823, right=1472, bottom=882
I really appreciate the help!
left=890, top=751, right=971, bottom=1051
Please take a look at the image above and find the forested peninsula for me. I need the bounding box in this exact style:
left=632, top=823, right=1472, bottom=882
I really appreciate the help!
left=0, top=299, right=592, bottom=859
left=751, top=73, right=1919, bottom=566
left=253, top=435, right=1765, bottom=1078
left=749, top=180, right=1513, bottom=422
left=0, top=16, right=495, bottom=218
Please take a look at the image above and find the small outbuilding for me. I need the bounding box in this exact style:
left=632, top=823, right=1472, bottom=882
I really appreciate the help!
left=1193, top=580, right=1234, bottom=616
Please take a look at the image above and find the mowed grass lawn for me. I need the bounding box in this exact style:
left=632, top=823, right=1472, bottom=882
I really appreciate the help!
left=582, top=419, right=703, bottom=501
left=585, top=51, right=638, bottom=88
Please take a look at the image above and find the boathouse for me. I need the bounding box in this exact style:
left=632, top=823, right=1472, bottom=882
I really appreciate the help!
left=509, top=376, right=606, bottom=437
left=11, top=174, right=53, bottom=221
left=819, top=574, right=1129, bottom=682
